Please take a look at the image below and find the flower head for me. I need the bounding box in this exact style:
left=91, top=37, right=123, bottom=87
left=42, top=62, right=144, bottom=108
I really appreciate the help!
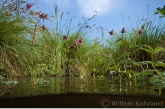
left=121, top=27, right=125, bottom=33
left=42, top=25, right=46, bottom=30
left=39, top=12, right=48, bottom=21
left=63, top=35, right=68, bottom=40
left=141, top=24, right=145, bottom=29
left=26, top=3, right=34, bottom=10
left=109, top=29, right=114, bottom=35
left=138, top=30, right=143, bottom=34
left=76, top=38, right=83, bottom=45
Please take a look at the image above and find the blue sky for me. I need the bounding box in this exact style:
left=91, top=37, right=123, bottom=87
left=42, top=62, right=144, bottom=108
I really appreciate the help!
left=27, top=0, right=165, bottom=40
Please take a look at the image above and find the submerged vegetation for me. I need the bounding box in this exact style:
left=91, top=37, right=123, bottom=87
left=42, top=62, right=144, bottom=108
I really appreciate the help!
left=0, top=0, right=165, bottom=85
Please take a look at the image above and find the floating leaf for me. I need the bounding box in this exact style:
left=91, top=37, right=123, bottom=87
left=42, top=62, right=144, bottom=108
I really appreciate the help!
left=2, top=81, right=19, bottom=85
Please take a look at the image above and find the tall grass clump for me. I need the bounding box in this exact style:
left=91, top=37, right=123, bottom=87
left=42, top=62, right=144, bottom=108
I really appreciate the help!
left=28, top=4, right=100, bottom=77
left=0, top=0, right=111, bottom=78
left=105, top=11, right=165, bottom=79
left=0, top=0, right=30, bottom=78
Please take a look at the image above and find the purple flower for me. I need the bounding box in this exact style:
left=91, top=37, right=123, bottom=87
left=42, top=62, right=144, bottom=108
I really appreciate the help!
left=42, top=25, right=46, bottom=30
left=76, top=38, right=83, bottom=45
left=121, top=27, right=125, bottom=33
left=25, top=3, right=34, bottom=10
left=109, top=29, right=114, bottom=35
left=138, top=30, right=143, bottom=34
left=63, top=35, right=68, bottom=40
left=39, top=12, right=48, bottom=21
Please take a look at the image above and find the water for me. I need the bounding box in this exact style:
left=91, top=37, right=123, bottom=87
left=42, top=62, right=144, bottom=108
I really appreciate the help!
left=0, top=77, right=164, bottom=99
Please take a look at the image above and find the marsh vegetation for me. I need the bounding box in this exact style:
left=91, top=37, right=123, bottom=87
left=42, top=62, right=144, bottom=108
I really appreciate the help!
left=0, top=0, right=165, bottom=98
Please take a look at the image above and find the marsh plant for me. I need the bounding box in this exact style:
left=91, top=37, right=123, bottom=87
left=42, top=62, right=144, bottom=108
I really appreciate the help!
left=0, top=0, right=100, bottom=78
left=105, top=10, right=165, bottom=83
left=0, top=0, right=165, bottom=85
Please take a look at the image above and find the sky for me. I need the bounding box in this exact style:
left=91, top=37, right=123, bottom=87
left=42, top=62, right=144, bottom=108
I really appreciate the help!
left=27, top=0, right=165, bottom=41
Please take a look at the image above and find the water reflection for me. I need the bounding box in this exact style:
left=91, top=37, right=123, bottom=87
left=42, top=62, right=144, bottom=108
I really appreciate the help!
left=0, top=77, right=164, bottom=98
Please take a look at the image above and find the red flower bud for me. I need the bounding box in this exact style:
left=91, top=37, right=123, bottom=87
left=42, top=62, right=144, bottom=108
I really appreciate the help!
left=63, top=35, right=68, bottom=40
left=138, top=30, right=143, bottom=34
left=42, top=25, right=46, bottom=30
left=121, top=27, right=125, bottom=33
left=142, top=24, right=145, bottom=29
left=109, top=29, right=114, bottom=35
left=39, top=12, right=48, bottom=21
left=26, top=3, right=34, bottom=10
left=76, top=39, right=83, bottom=45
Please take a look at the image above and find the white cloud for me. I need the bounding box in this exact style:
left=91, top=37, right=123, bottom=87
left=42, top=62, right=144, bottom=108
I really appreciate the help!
left=76, top=0, right=126, bottom=17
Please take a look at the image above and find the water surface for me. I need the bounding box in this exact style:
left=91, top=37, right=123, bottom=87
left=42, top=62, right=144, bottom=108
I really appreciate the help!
left=0, top=77, right=164, bottom=99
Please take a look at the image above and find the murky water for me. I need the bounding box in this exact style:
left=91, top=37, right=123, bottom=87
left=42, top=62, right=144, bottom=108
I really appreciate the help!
left=0, top=77, right=164, bottom=99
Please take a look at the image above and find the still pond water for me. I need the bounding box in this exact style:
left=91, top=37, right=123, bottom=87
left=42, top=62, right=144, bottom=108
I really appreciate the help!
left=0, top=77, right=165, bottom=99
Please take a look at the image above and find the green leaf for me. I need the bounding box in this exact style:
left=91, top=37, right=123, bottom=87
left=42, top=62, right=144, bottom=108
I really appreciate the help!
left=54, top=4, right=61, bottom=22
left=115, top=37, right=122, bottom=43
left=132, top=61, right=141, bottom=66
left=142, top=45, right=153, bottom=51
left=29, top=17, right=36, bottom=24
left=140, top=45, right=154, bottom=54
left=125, top=58, right=134, bottom=64
left=154, top=69, right=165, bottom=81
left=155, top=61, right=165, bottom=67
left=137, top=61, right=152, bottom=65
left=158, top=5, right=165, bottom=16
left=149, top=76, right=163, bottom=84
left=138, top=70, right=155, bottom=76
left=140, top=45, right=164, bottom=55
left=140, top=48, right=152, bottom=54
left=153, top=47, right=164, bottom=54
left=37, top=64, right=47, bottom=66
left=68, top=59, right=79, bottom=63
